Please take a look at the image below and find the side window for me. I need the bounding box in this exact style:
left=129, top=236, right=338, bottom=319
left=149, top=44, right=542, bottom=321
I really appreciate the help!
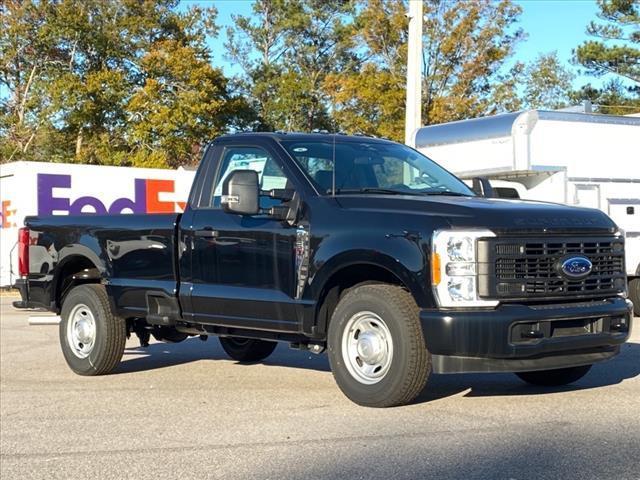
left=211, top=147, right=289, bottom=208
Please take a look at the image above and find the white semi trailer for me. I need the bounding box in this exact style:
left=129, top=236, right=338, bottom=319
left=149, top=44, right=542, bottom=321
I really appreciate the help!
left=414, top=110, right=640, bottom=313
left=0, top=161, right=195, bottom=287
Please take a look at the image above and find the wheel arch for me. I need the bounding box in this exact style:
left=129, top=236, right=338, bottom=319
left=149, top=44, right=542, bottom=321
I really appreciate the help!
left=53, top=253, right=103, bottom=310
left=308, top=252, right=430, bottom=337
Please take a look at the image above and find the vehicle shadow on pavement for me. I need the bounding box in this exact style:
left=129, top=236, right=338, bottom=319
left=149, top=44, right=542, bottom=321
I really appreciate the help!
left=414, top=342, right=640, bottom=404
left=115, top=337, right=331, bottom=374
left=115, top=337, right=638, bottom=405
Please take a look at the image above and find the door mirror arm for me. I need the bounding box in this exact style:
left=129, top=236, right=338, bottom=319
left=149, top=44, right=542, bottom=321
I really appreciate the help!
left=265, top=190, right=301, bottom=226
left=263, top=188, right=294, bottom=202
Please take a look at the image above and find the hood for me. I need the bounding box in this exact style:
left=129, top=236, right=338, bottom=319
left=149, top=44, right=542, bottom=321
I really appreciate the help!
left=335, top=195, right=617, bottom=234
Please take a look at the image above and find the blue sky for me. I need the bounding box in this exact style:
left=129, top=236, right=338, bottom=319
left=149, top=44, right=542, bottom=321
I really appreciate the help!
left=184, top=0, right=606, bottom=88
left=514, top=0, right=601, bottom=86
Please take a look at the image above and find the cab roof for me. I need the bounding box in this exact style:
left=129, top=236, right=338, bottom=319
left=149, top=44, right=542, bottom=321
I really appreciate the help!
left=215, top=131, right=396, bottom=144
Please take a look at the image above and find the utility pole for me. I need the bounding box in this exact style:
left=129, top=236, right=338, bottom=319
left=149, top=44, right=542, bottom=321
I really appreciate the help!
left=404, top=0, right=423, bottom=147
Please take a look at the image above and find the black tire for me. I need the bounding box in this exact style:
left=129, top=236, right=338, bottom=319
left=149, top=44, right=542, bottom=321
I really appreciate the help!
left=515, top=364, right=592, bottom=386
left=629, top=278, right=640, bottom=317
left=219, top=336, right=277, bottom=362
left=59, top=284, right=126, bottom=376
left=327, top=284, right=431, bottom=408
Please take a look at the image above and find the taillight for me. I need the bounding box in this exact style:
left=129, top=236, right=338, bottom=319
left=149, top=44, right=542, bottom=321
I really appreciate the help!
left=18, top=227, right=29, bottom=277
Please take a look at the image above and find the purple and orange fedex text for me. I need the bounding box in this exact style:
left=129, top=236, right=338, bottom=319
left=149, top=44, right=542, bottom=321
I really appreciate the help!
left=37, top=173, right=187, bottom=216
left=0, top=173, right=187, bottom=228
left=1, top=200, right=16, bottom=228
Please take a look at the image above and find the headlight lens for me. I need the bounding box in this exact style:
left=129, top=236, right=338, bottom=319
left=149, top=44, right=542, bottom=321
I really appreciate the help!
left=432, top=229, right=498, bottom=308
left=447, top=276, right=475, bottom=301
left=447, top=236, right=474, bottom=261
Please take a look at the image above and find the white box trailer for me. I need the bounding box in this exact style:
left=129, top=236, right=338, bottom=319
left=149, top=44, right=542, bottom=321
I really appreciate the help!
left=414, top=110, right=640, bottom=283
left=0, top=161, right=195, bottom=287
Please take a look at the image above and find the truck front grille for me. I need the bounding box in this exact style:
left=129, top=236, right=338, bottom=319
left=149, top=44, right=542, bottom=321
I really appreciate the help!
left=478, top=237, right=626, bottom=300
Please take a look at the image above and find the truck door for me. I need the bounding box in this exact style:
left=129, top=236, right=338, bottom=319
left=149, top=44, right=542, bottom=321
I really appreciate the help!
left=183, top=142, right=302, bottom=332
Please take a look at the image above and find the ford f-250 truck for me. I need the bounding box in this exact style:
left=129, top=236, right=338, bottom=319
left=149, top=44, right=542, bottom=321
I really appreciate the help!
left=13, top=133, right=634, bottom=407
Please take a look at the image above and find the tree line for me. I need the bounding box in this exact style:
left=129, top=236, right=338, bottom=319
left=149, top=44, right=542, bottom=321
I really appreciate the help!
left=1, top=0, right=638, bottom=167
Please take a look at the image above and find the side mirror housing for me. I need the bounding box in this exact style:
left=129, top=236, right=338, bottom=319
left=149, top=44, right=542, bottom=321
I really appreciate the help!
left=471, top=177, right=495, bottom=198
left=221, top=170, right=260, bottom=215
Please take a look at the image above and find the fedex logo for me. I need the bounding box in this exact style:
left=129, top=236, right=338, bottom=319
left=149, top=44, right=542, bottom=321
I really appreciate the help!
left=1, top=200, right=17, bottom=228
left=38, top=173, right=187, bottom=216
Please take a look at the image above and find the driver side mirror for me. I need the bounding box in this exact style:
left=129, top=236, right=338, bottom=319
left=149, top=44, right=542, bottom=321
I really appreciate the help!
left=471, top=177, right=495, bottom=198
left=221, top=169, right=260, bottom=215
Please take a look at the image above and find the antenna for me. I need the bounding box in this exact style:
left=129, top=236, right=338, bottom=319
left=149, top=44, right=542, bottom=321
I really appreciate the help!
left=332, top=134, right=336, bottom=196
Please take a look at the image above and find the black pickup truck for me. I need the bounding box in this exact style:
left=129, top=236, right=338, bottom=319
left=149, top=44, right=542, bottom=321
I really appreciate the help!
left=13, top=133, right=633, bottom=407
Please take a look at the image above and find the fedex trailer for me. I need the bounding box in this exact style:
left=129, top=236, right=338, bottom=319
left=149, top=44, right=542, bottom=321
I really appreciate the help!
left=414, top=110, right=640, bottom=313
left=0, top=161, right=195, bottom=287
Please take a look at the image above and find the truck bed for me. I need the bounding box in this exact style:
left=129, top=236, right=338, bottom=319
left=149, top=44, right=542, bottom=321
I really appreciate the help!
left=24, top=213, right=180, bottom=316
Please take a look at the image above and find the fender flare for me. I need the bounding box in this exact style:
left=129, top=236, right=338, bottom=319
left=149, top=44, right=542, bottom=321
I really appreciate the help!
left=308, top=249, right=429, bottom=307
left=53, top=245, right=107, bottom=307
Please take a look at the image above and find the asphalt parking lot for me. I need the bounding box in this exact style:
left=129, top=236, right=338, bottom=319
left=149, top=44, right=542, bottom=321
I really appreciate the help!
left=1, top=295, right=639, bottom=480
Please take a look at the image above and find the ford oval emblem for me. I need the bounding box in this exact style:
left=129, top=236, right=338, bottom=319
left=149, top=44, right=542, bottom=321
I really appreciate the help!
left=560, top=256, right=593, bottom=279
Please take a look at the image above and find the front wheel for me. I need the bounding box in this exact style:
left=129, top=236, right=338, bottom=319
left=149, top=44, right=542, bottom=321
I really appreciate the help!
left=59, top=284, right=126, bottom=376
left=515, top=364, right=592, bottom=386
left=629, top=278, right=640, bottom=316
left=219, top=336, right=277, bottom=362
left=327, top=284, right=431, bottom=408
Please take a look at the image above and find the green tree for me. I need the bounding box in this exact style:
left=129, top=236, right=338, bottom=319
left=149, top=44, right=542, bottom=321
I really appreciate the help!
left=226, top=0, right=357, bottom=132
left=422, top=0, right=525, bottom=124
left=1, top=0, right=247, bottom=167
left=126, top=39, right=241, bottom=168
left=324, top=0, right=408, bottom=140
left=574, top=0, right=640, bottom=83
left=0, top=0, right=56, bottom=162
left=225, top=0, right=304, bottom=130
left=326, top=0, right=525, bottom=141
left=486, top=62, right=525, bottom=114
left=571, top=0, right=640, bottom=114
left=570, top=79, right=640, bottom=114
left=523, top=52, right=574, bottom=109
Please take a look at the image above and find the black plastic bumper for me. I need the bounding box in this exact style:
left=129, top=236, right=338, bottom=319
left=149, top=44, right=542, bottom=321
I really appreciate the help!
left=12, top=278, right=30, bottom=309
left=420, top=297, right=633, bottom=373
left=11, top=278, right=47, bottom=310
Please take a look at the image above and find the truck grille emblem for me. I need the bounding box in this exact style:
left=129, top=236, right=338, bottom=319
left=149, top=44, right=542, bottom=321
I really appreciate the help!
left=559, top=256, right=593, bottom=280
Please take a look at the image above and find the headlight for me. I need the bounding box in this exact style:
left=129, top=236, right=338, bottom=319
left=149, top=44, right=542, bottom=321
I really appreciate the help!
left=431, top=229, right=498, bottom=308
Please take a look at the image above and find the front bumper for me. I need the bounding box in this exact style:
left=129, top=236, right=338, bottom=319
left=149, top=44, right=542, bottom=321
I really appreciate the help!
left=420, top=297, right=633, bottom=374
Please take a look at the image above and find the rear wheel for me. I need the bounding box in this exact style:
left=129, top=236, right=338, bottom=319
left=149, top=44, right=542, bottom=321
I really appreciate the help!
left=59, top=284, right=126, bottom=375
left=327, top=284, right=431, bottom=408
left=629, top=278, right=640, bottom=316
left=515, top=364, right=592, bottom=386
left=219, top=336, right=277, bottom=362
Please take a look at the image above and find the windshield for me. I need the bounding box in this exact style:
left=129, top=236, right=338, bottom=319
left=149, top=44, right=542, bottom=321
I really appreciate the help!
left=281, top=138, right=474, bottom=196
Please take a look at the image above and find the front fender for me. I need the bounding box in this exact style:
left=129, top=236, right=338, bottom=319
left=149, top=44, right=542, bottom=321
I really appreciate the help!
left=306, top=232, right=432, bottom=308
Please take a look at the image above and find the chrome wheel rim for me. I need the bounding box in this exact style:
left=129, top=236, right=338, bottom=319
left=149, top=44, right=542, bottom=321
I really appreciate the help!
left=342, top=311, right=393, bottom=385
left=66, top=304, right=97, bottom=359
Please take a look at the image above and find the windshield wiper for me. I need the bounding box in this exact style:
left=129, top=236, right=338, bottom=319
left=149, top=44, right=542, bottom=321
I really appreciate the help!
left=421, top=191, right=473, bottom=197
left=331, top=188, right=425, bottom=196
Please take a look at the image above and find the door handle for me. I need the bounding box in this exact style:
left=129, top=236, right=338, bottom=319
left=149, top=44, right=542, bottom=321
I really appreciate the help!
left=195, top=228, right=218, bottom=238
